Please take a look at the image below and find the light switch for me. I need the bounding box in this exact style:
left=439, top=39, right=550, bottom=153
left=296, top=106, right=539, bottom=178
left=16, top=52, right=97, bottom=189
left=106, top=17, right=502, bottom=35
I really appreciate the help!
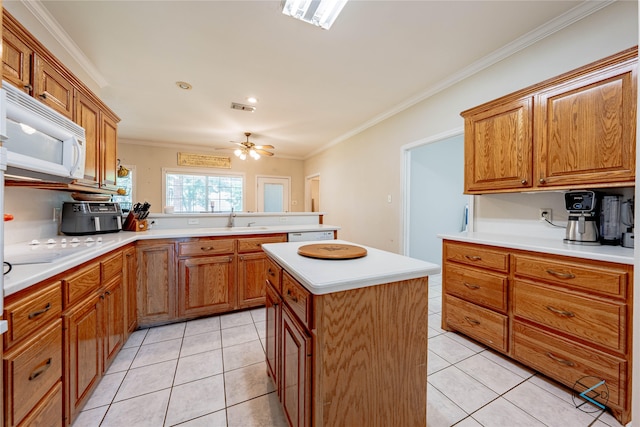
left=387, top=195, right=392, bottom=203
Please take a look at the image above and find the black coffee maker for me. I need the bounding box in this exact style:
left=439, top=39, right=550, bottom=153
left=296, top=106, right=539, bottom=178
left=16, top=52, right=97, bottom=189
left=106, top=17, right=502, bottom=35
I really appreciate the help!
left=564, top=191, right=599, bottom=245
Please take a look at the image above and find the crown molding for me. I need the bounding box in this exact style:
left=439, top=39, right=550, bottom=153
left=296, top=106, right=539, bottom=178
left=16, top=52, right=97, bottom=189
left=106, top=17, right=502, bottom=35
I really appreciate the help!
left=305, top=0, right=615, bottom=159
left=21, top=0, right=109, bottom=88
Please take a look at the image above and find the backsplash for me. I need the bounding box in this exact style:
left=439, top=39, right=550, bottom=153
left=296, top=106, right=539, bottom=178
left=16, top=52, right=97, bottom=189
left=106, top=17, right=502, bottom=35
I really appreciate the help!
left=474, top=187, right=635, bottom=241
left=5, top=187, right=73, bottom=244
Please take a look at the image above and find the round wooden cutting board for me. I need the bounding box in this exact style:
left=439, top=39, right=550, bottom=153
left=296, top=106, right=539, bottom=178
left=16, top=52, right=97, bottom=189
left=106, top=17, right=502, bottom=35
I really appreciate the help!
left=297, top=243, right=367, bottom=260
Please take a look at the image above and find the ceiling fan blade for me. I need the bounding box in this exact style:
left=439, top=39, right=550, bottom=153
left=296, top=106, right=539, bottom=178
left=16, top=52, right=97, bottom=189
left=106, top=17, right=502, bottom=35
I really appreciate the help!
left=255, top=149, right=274, bottom=156
left=255, top=145, right=275, bottom=149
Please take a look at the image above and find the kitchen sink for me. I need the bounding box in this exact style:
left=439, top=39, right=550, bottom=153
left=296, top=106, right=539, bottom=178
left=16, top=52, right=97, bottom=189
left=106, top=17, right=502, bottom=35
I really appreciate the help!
left=229, top=226, right=270, bottom=231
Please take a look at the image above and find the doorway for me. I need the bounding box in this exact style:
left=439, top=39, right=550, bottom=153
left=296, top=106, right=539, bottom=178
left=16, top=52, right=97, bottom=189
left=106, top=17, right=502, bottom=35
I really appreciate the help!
left=257, top=176, right=290, bottom=212
left=404, top=132, right=468, bottom=264
left=305, top=174, right=320, bottom=212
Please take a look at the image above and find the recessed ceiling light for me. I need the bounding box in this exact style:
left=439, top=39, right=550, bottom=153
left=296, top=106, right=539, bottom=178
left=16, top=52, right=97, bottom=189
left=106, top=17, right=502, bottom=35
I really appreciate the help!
left=247, top=97, right=258, bottom=104
left=176, top=81, right=192, bottom=90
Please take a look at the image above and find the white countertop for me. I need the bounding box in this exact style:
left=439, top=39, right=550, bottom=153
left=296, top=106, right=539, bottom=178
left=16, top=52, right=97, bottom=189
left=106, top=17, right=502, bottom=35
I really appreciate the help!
left=4, top=224, right=339, bottom=297
left=438, top=232, right=634, bottom=265
left=262, top=240, right=441, bottom=295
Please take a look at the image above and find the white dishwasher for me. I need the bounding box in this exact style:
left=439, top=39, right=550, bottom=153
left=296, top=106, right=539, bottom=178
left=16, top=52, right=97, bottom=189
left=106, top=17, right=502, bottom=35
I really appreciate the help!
left=287, top=230, right=335, bottom=242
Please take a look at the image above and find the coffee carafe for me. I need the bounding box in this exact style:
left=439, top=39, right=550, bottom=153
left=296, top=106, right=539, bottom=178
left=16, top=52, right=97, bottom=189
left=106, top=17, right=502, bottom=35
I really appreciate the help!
left=564, top=191, right=599, bottom=245
left=600, top=195, right=622, bottom=245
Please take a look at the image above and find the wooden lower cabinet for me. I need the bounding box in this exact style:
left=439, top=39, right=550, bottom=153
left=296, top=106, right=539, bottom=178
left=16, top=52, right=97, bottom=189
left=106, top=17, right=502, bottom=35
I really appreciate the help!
left=267, top=258, right=429, bottom=427
left=137, top=240, right=176, bottom=327
left=103, top=276, right=124, bottom=369
left=178, top=255, right=235, bottom=317
left=4, top=320, right=63, bottom=427
left=442, top=239, right=633, bottom=424
left=123, top=245, right=137, bottom=336
left=238, top=252, right=269, bottom=308
left=281, top=305, right=311, bottom=427
left=63, top=293, right=102, bottom=424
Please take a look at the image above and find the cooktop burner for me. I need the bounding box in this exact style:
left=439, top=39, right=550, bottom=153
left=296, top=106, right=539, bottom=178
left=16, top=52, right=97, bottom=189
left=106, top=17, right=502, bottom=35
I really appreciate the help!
left=6, top=236, right=119, bottom=265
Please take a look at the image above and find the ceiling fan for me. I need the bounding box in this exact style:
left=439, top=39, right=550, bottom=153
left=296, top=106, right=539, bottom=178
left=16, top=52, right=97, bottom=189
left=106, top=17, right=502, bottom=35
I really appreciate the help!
left=233, top=132, right=275, bottom=160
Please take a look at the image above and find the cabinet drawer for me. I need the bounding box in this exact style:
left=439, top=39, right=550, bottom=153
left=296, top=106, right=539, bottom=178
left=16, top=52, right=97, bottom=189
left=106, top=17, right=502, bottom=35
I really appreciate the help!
left=17, top=381, right=62, bottom=427
left=178, top=239, right=235, bottom=257
left=513, top=281, right=626, bottom=353
left=513, top=321, right=626, bottom=409
left=444, top=242, right=509, bottom=272
left=4, top=320, right=63, bottom=427
left=4, top=281, right=62, bottom=350
left=238, top=235, right=287, bottom=253
left=513, top=254, right=628, bottom=298
left=444, top=295, right=508, bottom=352
left=282, top=271, right=312, bottom=330
left=63, top=263, right=100, bottom=307
left=101, top=251, right=123, bottom=283
left=266, top=257, right=282, bottom=293
left=445, top=263, right=507, bottom=312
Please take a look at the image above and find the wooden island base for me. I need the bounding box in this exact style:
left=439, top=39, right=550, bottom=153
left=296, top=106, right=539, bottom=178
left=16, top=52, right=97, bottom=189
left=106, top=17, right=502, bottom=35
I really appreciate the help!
left=266, top=254, right=430, bottom=427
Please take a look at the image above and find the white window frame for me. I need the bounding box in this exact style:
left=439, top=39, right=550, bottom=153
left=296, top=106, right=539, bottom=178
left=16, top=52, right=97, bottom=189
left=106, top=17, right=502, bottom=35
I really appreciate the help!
left=256, top=175, right=291, bottom=212
left=162, top=167, right=246, bottom=213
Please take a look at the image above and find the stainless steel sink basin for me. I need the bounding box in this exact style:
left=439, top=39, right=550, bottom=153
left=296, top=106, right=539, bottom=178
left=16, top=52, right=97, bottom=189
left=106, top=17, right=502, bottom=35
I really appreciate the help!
left=226, top=226, right=270, bottom=231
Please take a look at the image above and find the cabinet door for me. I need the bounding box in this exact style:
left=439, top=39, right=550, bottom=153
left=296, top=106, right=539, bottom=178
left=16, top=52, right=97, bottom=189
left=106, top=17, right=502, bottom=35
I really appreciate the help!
left=281, top=306, right=311, bottom=427
left=237, top=252, right=268, bottom=309
left=2, top=27, right=33, bottom=92
left=265, top=282, right=280, bottom=391
left=178, top=255, right=235, bottom=317
left=123, top=246, right=138, bottom=335
left=64, top=294, right=102, bottom=424
left=137, top=242, right=176, bottom=327
left=535, top=62, right=637, bottom=187
left=103, top=277, right=124, bottom=370
left=463, top=97, right=533, bottom=193
left=100, top=113, right=118, bottom=190
left=74, top=91, right=100, bottom=187
left=33, top=54, right=73, bottom=119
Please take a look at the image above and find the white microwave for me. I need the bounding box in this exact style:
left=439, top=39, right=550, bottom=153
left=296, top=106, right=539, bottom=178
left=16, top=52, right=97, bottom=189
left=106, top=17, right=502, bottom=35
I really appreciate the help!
left=0, top=81, right=86, bottom=183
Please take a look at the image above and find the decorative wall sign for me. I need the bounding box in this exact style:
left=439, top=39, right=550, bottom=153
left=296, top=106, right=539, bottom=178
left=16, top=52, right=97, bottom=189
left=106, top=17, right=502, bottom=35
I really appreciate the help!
left=177, top=152, right=231, bottom=168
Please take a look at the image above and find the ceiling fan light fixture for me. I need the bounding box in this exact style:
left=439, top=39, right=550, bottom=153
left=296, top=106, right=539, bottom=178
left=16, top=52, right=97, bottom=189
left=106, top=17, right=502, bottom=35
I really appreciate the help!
left=281, top=0, right=348, bottom=30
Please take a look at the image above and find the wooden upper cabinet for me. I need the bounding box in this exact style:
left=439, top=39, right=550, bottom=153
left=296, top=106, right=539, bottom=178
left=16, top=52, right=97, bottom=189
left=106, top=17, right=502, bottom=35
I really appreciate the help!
left=462, top=47, right=637, bottom=194
left=2, top=25, right=32, bottom=92
left=75, top=90, right=101, bottom=186
left=33, top=54, right=74, bottom=119
left=535, top=60, right=637, bottom=188
left=463, top=97, right=533, bottom=192
left=100, top=113, right=119, bottom=190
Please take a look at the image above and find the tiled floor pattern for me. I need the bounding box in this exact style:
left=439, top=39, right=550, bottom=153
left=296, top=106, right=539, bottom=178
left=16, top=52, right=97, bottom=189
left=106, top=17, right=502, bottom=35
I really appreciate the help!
left=72, top=274, right=626, bottom=427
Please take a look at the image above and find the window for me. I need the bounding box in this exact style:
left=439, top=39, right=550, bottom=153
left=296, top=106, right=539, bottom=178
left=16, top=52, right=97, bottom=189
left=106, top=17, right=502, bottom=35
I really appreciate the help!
left=113, top=165, right=135, bottom=212
left=164, top=170, right=243, bottom=213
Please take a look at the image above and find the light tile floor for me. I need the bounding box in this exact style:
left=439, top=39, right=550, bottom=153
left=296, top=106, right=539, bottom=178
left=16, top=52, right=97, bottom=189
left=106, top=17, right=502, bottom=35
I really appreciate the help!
left=72, top=275, right=626, bottom=427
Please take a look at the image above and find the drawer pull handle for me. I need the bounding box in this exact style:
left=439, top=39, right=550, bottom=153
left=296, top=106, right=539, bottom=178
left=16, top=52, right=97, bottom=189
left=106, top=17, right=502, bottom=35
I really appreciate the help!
left=546, top=269, right=575, bottom=279
left=464, top=255, right=482, bottom=261
left=268, top=268, right=274, bottom=276
left=463, top=282, right=480, bottom=290
left=287, top=289, right=299, bottom=303
left=28, top=303, right=52, bottom=319
left=546, top=352, right=574, bottom=367
left=201, top=246, right=214, bottom=251
left=464, top=316, right=480, bottom=325
left=28, top=358, right=52, bottom=381
left=546, top=306, right=575, bottom=317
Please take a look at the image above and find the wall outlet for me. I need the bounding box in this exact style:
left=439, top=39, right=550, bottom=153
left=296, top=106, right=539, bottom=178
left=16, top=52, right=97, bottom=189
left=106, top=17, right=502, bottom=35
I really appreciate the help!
left=53, top=207, right=61, bottom=222
left=188, top=218, right=199, bottom=225
left=539, top=208, right=552, bottom=222
left=280, top=217, right=288, bottom=222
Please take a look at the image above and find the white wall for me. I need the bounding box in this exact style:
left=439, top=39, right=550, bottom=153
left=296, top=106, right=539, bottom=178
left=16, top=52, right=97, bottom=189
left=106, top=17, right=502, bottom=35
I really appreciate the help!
left=304, top=1, right=638, bottom=253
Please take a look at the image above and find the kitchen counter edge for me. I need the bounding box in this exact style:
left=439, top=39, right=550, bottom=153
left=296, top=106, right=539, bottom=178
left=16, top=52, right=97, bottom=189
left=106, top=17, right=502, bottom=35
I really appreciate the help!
left=438, top=232, right=634, bottom=265
left=262, top=240, right=440, bottom=295
left=5, top=224, right=340, bottom=297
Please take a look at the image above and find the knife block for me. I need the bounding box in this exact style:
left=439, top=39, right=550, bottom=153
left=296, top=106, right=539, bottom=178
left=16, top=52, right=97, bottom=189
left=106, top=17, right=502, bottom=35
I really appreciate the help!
left=123, top=212, right=148, bottom=232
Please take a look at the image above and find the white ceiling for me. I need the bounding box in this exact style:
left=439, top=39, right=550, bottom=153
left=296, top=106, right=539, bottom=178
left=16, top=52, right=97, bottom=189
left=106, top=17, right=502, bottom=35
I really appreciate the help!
left=7, top=0, right=608, bottom=159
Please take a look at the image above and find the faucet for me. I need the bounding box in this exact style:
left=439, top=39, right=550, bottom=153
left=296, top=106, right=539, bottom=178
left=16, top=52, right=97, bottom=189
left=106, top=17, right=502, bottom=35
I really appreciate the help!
left=227, top=208, right=235, bottom=228
left=247, top=221, right=256, bottom=227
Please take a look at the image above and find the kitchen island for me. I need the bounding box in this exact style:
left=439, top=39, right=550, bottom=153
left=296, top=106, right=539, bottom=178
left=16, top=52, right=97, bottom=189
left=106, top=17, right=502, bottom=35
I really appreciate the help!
left=262, top=240, right=440, bottom=427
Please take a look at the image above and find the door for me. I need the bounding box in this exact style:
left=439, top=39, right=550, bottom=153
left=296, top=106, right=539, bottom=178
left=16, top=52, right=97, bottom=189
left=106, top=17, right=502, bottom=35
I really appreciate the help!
left=257, top=176, right=290, bottom=212
left=406, top=134, right=469, bottom=264
left=237, top=252, right=268, bottom=308
left=305, top=175, right=320, bottom=212
left=178, top=255, right=235, bottom=317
